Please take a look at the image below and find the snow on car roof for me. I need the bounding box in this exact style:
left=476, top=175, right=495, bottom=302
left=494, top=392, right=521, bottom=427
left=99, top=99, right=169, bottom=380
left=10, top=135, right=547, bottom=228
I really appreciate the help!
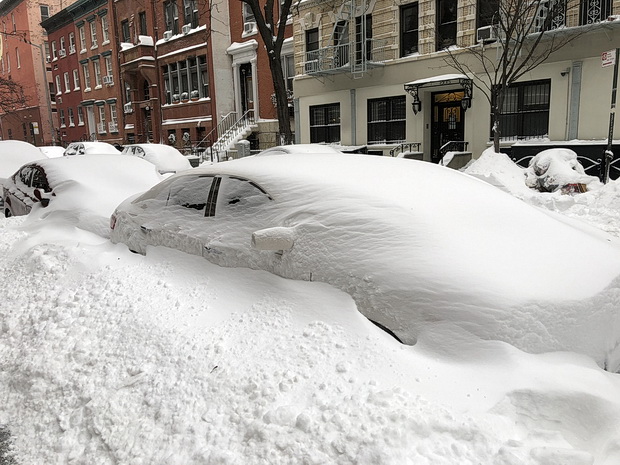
left=188, top=152, right=620, bottom=303
left=28, top=155, right=162, bottom=236
left=124, top=143, right=192, bottom=172
left=0, top=140, right=46, bottom=177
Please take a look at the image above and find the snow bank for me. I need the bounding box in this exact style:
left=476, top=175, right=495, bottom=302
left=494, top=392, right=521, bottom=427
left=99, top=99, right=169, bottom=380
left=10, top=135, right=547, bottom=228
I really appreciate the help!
left=2, top=219, right=620, bottom=464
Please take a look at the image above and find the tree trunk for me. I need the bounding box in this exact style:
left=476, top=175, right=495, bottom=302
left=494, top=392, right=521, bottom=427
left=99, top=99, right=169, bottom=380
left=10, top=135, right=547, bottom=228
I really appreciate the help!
left=268, top=53, right=293, bottom=145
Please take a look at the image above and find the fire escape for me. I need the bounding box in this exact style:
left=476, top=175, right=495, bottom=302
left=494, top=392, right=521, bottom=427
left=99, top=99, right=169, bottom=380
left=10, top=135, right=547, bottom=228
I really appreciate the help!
left=301, top=0, right=390, bottom=79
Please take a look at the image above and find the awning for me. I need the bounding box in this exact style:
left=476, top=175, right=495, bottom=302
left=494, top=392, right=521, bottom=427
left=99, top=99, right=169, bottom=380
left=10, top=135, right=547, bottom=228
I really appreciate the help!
left=404, top=74, right=470, bottom=91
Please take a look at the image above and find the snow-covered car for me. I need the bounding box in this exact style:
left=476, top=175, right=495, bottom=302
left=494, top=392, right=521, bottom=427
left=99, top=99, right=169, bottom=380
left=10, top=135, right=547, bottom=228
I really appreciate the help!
left=64, top=141, right=121, bottom=156
left=2, top=155, right=162, bottom=235
left=121, top=143, right=192, bottom=174
left=257, top=144, right=342, bottom=156
left=525, top=148, right=600, bottom=193
left=0, top=140, right=46, bottom=212
left=38, top=146, right=66, bottom=158
left=110, top=151, right=620, bottom=369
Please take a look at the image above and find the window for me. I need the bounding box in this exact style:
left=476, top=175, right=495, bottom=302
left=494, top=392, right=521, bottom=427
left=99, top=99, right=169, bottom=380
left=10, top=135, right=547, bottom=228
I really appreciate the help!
left=333, top=20, right=349, bottom=67
left=77, top=106, right=84, bottom=125
left=44, top=41, right=50, bottom=60
left=48, top=82, right=55, bottom=102
left=139, top=12, right=147, bottom=35
left=82, top=63, right=91, bottom=89
left=164, top=0, right=179, bottom=34
left=73, top=69, right=80, bottom=89
left=243, top=2, right=255, bottom=23
left=97, top=106, right=106, bottom=133
left=5, top=53, right=9, bottom=73
left=535, top=0, right=566, bottom=32
left=15, top=48, right=20, bottom=68
left=306, top=28, right=319, bottom=52
left=104, top=56, right=113, bottom=80
left=310, top=103, right=340, bottom=143
left=93, top=59, right=102, bottom=87
left=59, top=109, right=65, bottom=127
left=580, top=0, right=609, bottom=25
left=493, top=79, right=551, bottom=141
left=101, top=14, right=110, bottom=43
left=109, top=103, right=118, bottom=131
left=183, top=0, right=198, bottom=28
left=436, top=0, right=457, bottom=50
left=162, top=55, right=209, bottom=104
left=11, top=13, right=15, bottom=32
left=89, top=20, right=98, bottom=48
left=477, top=0, right=498, bottom=28
left=305, top=27, right=319, bottom=70
left=68, top=108, right=75, bottom=126
left=59, top=37, right=65, bottom=54
left=51, top=41, right=57, bottom=60
left=283, top=54, right=294, bottom=93
left=40, top=5, right=50, bottom=21
left=64, top=71, right=70, bottom=92
left=121, top=20, right=130, bottom=42
left=69, top=32, right=76, bottom=53
left=355, top=14, right=372, bottom=63
left=78, top=25, right=86, bottom=51
left=367, top=96, right=406, bottom=144
left=55, top=75, right=61, bottom=95
left=400, top=3, right=418, bottom=57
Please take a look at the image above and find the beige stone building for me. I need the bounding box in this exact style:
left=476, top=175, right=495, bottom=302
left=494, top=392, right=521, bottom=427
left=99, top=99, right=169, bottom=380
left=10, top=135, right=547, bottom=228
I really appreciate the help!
left=292, top=0, right=620, bottom=177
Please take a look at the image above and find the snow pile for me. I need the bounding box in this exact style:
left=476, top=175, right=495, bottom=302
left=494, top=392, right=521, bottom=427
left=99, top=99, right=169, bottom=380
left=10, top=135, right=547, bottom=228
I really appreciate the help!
left=2, top=219, right=620, bottom=464
left=524, top=148, right=601, bottom=193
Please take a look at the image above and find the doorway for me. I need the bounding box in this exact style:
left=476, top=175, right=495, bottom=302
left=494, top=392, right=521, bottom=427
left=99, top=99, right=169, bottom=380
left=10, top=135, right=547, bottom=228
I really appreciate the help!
left=239, top=63, right=253, bottom=114
left=431, top=89, right=465, bottom=163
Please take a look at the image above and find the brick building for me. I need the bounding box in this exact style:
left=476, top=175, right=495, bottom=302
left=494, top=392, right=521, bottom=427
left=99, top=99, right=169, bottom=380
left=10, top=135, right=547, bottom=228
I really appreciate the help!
left=0, top=0, right=61, bottom=146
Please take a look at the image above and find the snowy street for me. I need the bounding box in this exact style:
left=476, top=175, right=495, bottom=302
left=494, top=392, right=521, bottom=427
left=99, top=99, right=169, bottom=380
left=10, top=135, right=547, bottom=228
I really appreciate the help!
left=1, top=150, right=620, bottom=463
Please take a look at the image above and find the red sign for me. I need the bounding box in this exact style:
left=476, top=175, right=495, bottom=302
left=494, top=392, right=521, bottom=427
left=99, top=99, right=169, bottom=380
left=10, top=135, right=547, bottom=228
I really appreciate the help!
left=602, top=50, right=616, bottom=67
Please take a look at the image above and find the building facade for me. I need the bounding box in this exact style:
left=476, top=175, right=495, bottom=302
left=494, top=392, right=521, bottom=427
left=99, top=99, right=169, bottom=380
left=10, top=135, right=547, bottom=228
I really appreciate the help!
left=0, top=0, right=61, bottom=146
left=292, top=0, right=620, bottom=172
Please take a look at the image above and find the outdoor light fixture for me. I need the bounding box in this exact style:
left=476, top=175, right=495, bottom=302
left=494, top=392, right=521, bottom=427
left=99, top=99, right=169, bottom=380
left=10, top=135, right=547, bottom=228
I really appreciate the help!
left=459, top=78, right=473, bottom=111
left=412, top=98, right=422, bottom=115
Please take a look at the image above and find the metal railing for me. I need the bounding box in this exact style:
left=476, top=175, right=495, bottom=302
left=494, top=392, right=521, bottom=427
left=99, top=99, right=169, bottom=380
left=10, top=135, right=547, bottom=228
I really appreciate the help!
left=195, top=110, right=256, bottom=162
left=302, top=38, right=391, bottom=76
left=389, top=142, right=421, bottom=157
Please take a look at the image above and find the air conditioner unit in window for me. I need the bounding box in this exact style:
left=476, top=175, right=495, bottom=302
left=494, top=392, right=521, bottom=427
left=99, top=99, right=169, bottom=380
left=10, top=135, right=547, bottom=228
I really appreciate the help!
left=163, top=30, right=173, bottom=40
left=58, top=49, right=66, bottom=57
left=243, top=21, right=256, bottom=34
left=182, top=24, right=191, bottom=34
left=477, top=25, right=498, bottom=43
left=123, top=102, right=133, bottom=114
left=69, top=45, right=76, bottom=54
left=102, top=75, right=114, bottom=85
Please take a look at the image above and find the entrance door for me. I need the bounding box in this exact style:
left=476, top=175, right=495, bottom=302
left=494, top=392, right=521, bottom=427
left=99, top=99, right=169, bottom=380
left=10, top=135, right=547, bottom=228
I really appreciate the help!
left=240, top=63, right=253, bottom=114
left=86, top=107, right=96, bottom=141
left=431, top=90, right=465, bottom=163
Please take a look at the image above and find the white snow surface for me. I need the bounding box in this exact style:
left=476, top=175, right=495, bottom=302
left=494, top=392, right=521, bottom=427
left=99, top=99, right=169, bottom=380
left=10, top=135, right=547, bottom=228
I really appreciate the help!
left=1, top=148, right=620, bottom=464
left=0, top=141, right=46, bottom=178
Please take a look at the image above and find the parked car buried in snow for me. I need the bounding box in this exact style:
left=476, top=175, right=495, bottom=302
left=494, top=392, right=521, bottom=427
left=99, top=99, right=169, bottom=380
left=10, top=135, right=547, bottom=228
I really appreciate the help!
left=63, top=141, right=121, bottom=156
left=110, top=149, right=620, bottom=370
left=121, top=143, right=193, bottom=174
left=2, top=155, right=162, bottom=235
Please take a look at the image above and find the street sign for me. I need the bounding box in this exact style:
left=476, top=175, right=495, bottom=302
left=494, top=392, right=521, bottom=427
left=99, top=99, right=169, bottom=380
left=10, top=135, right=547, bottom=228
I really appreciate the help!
left=602, top=50, right=616, bottom=67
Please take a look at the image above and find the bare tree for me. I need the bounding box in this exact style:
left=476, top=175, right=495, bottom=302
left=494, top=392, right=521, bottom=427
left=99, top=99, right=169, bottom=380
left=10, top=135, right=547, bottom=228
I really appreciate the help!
left=444, top=0, right=586, bottom=152
left=240, top=0, right=296, bottom=145
left=0, top=76, right=27, bottom=114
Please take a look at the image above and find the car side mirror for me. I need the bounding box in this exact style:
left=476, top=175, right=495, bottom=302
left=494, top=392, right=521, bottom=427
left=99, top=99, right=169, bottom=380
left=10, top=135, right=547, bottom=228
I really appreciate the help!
left=251, top=227, right=295, bottom=251
left=33, top=189, right=50, bottom=207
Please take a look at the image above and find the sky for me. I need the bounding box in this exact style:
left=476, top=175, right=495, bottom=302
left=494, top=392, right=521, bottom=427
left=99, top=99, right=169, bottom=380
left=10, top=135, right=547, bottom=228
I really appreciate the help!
left=1, top=148, right=620, bottom=464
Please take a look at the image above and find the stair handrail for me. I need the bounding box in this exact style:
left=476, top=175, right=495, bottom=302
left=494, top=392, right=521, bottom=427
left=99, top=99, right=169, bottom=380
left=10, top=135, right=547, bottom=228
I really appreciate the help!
left=389, top=142, right=421, bottom=157
left=211, top=109, right=256, bottom=156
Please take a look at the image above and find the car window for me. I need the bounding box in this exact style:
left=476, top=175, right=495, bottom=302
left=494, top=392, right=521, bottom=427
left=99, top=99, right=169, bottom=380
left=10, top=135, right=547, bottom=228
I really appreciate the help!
left=65, top=145, right=77, bottom=156
left=138, top=175, right=214, bottom=215
left=31, top=168, right=49, bottom=191
left=77, top=144, right=85, bottom=155
left=215, top=177, right=271, bottom=216
left=136, top=147, right=145, bottom=157
left=18, top=166, right=35, bottom=186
